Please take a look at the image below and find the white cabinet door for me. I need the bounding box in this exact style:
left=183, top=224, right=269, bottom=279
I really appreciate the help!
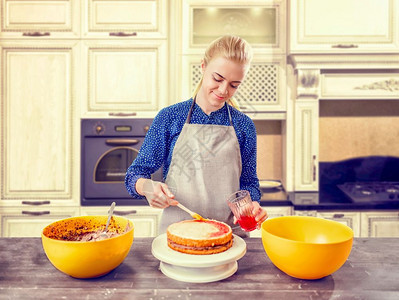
left=294, top=99, right=319, bottom=190
left=1, top=40, right=79, bottom=201
left=289, top=0, right=399, bottom=53
left=1, top=207, right=80, bottom=237
left=361, top=211, right=399, bottom=237
left=81, top=40, right=168, bottom=117
left=84, top=0, right=167, bottom=38
left=80, top=206, right=162, bottom=237
left=0, top=0, right=80, bottom=38
left=317, top=211, right=361, bottom=238
left=250, top=206, right=292, bottom=237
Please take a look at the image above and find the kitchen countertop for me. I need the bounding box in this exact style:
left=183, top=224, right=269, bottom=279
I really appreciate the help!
left=1, top=237, right=398, bottom=299
left=260, top=187, right=399, bottom=210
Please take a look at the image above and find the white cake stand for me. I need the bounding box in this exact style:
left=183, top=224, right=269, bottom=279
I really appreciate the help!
left=151, top=234, right=246, bottom=283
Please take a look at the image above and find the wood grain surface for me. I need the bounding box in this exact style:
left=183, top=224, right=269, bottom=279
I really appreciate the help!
left=0, top=238, right=398, bottom=299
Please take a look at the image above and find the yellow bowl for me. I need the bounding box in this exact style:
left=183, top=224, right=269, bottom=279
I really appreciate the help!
left=261, top=216, right=353, bottom=280
left=42, top=215, right=134, bottom=278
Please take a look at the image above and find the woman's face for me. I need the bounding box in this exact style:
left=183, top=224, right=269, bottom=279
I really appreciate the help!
left=198, top=56, right=248, bottom=114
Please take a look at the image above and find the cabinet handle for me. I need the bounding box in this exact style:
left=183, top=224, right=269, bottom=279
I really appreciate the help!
left=114, top=210, right=137, bottom=216
left=105, top=139, right=139, bottom=146
left=331, top=44, right=358, bottom=48
left=333, top=214, right=345, bottom=218
left=22, top=200, right=51, bottom=206
left=22, top=211, right=50, bottom=216
left=109, top=32, right=137, bottom=37
left=109, top=112, right=137, bottom=117
left=22, top=32, right=50, bottom=37
left=312, top=155, right=317, bottom=182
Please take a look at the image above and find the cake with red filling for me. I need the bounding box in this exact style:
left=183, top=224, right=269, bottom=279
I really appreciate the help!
left=166, top=219, right=233, bottom=255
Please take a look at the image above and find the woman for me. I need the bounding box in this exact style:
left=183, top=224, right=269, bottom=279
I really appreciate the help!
left=125, top=35, right=268, bottom=236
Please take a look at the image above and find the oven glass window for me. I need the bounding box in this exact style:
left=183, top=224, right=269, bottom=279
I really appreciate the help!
left=95, top=147, right=138, bottom=182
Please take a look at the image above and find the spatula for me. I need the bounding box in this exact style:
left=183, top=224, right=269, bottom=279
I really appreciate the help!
left=176, top=203, right=206, bottom=221
left=99, top=201, right=116, bottom=238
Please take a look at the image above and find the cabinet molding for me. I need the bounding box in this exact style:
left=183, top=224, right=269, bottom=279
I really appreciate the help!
left=321, top=73, right=399, bottom=99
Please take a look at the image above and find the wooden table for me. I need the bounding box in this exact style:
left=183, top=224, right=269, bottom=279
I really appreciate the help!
left=1, top=238, right=398, bottom=299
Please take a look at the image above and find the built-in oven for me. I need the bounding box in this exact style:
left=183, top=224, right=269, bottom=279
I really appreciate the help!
left=81, top=118, right=162, bottom=206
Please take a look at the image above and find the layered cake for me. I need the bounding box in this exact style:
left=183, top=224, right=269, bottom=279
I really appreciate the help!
left=166, top=219, right=233, bottom=255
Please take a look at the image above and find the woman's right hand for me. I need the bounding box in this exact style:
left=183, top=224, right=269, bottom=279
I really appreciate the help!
left=137, top=178, right=178, bottom=208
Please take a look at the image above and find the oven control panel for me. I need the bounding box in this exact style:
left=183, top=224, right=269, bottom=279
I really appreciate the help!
left=82, top=118, right=153, bottom=136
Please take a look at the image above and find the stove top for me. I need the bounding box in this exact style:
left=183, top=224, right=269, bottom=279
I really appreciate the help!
left=337, top=182, right=399, bottom=202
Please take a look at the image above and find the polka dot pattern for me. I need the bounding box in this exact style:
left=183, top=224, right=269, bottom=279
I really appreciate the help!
left=125, top=98, right=261, bottom=201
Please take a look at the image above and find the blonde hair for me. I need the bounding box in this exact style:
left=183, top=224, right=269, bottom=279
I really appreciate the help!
left=192, top=35, right=253, bottom=109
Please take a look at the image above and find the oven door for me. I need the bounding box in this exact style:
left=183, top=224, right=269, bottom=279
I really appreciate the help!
left=82, top=137, right=150, bottom=205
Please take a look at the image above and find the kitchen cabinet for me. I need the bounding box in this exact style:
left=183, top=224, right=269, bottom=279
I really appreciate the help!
left=80, top=206, right=162, bottom=238
left=181, top=53, right=287, bottom=113
left=288, top=56, right=399, bottom=193
left=250, top=206, right=292, bottom=237
left=294, top=210, right=399, bottom=238
left=176, top=0, right=287, bottom=114
left=361, top=211, right=399, bottom=238
left=80, top=1, right=169, bottom=117
left=320, top=72, right=399, bottom=100
left=83, top=0, right=167, bottom=38
left=0, top=0, right=80, bottom=38
left=0, top=207, right=80, bottom=237
left=181, top=0, right=286, bottom=55
left=289, top=0, right=399, bottom=53
left=294, top=96, right=319, bottom=191
left=0, top=40, right=80, bottom=204
left=317, top=211, right=361, bottom=238
left=81, top=39, right=168, bottom=116
left=0, top=0, right=169, bottom=117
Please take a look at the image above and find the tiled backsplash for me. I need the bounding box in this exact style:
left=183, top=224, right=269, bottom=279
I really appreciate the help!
left=319, top=100, right=399, bottom=162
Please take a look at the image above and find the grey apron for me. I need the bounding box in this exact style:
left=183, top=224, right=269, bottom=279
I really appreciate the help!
left=160, top=99, right=247, bottom=237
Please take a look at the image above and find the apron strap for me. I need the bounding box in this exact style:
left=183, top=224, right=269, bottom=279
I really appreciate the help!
left=186, top=98, right=233, bottom=126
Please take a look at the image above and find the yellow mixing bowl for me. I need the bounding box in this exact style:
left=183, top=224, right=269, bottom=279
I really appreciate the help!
left=261, top=216, right=353, bottom=280
left=42, top=215, right=134, bottom=278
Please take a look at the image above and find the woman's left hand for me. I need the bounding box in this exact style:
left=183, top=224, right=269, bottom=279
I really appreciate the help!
left=251, top=201, right=268, bottom=229
left=232, top=201, right=268, bottom=229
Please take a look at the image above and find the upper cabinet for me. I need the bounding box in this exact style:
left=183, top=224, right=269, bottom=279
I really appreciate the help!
left=0, top=0, right=80, bottom=38
left=178, top=1, right=287, bottom=114
left=83, top=0, right=167, bottom=38
left=0, top=0, right=167, bottom=39
left=182, top=0, right=287, bottom=55
left=81, top=39, right=168, bottom=116
left=289, top=0, right=399, bottom=53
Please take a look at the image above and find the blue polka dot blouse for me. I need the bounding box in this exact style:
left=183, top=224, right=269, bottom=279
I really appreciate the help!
left=125, top=98, right=261, bottom=202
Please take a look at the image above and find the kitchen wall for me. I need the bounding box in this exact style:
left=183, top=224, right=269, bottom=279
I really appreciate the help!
left=254, top=120, right=282, bottom=181
left=319, top=100, right=399, bottom=162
